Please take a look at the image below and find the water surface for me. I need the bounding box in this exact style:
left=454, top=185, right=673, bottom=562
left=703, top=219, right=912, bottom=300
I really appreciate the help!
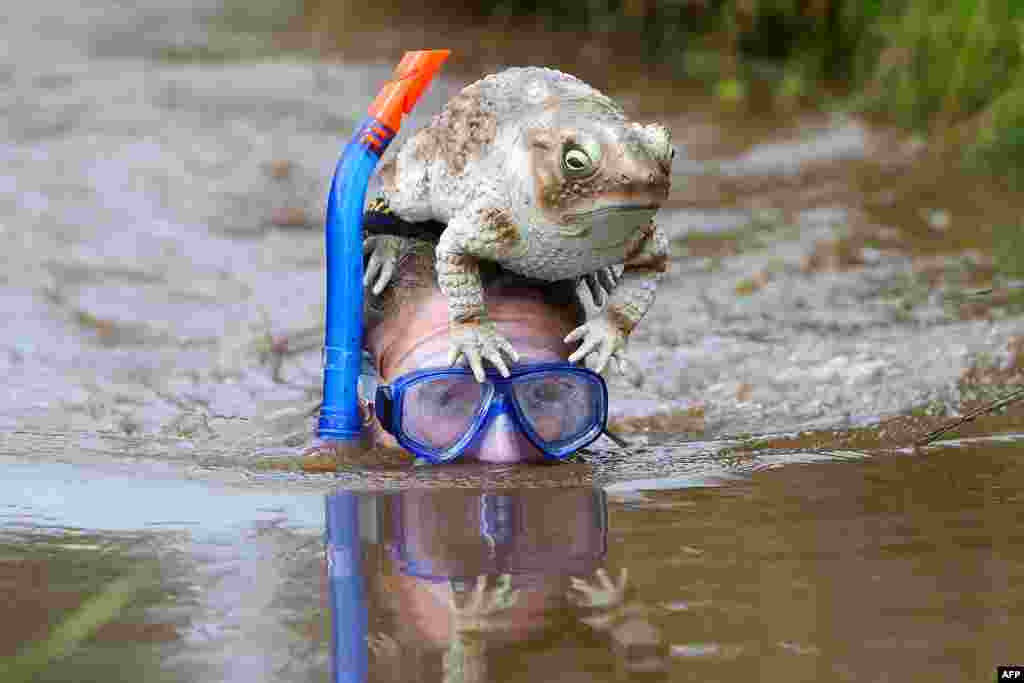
left=4, top=436, right=1023, bottom=682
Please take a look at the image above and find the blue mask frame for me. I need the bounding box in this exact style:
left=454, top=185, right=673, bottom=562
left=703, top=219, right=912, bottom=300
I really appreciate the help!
left=374, top=362, right=608, bottom=463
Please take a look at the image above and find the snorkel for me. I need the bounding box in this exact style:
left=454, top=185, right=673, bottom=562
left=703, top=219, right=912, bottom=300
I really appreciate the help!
left=318, top=50, right=450, bottom=445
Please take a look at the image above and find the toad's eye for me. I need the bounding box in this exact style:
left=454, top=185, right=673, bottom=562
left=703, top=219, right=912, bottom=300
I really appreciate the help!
left=561, top=144, right=597, bottom=178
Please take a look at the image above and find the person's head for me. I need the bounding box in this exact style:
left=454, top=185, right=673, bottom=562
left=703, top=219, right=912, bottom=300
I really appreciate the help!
left=364, top=242, right=605, bottom=463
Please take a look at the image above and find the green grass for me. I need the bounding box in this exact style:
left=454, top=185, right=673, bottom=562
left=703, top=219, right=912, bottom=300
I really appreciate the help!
left=993, top=221, right=1024, bottom=280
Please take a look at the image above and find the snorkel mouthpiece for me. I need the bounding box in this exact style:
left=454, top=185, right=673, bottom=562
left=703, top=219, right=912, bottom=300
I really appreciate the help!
left=318, top=50, right=450, bottom=442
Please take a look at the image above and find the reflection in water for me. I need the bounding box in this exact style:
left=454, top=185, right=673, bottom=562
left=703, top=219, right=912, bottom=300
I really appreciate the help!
left=325, top=487, right=668, bottom=683
left=5, top=440, right=1024, bottom=682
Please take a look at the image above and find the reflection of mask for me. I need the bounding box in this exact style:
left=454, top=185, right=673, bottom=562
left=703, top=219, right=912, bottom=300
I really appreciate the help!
left=386, top=488, right=607, bottom=584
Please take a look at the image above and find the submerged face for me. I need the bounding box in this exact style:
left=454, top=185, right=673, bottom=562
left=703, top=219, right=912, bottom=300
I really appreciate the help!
left=524, top=103, right=673, bottom=249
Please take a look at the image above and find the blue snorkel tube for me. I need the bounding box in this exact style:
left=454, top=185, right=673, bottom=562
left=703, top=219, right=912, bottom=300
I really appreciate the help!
left=318, top=50, right=451, bottom=445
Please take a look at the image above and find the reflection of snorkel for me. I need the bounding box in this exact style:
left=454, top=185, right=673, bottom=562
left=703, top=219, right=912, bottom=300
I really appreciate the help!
left=318, top=50, right=451, bottom=445
left=325, top=491, right=367, bottom=683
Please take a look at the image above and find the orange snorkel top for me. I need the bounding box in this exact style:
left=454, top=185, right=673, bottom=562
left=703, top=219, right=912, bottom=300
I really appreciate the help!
left=368, top=49, right=451, bottom=132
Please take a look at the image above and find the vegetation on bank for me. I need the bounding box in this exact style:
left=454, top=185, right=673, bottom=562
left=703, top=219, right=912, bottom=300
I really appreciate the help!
left=301, top=0, right=1024, bottom=187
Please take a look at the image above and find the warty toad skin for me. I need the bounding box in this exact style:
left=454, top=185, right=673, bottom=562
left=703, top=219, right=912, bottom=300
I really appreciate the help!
left=363, top=67, right=673, bottom=381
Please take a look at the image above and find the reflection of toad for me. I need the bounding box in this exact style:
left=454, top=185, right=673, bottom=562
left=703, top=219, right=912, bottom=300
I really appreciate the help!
left=356, top=487, right=668, bottom=682
left=570, top=568, right=667, bottom=675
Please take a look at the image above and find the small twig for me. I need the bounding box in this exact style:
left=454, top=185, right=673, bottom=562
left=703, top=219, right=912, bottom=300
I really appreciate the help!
left=914, top=386, right=1024, bottom=446
left=961, top=281, right=1024, bottom=298
left=261, top=327, right=324, bottom=384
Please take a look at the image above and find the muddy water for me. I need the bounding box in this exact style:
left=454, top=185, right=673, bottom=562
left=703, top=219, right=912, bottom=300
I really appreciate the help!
left=4, top=437, right=1024, bottom=682
left=3, top=0, right=1024, bottom=680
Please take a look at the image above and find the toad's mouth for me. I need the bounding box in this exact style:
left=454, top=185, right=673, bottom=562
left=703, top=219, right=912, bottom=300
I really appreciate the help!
left=557, top=204, right=658, bottom=238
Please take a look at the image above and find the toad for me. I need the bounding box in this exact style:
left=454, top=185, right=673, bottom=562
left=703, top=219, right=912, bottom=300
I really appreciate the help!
left=363, top=67, right=673, bottom=381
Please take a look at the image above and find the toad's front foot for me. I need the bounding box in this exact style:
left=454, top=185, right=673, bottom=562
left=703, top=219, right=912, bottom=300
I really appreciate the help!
left=449, top=574, right=520, bottom=634
left=363, top=235, right=404, bottom=295
left=367, top=632, right=403, bottom=679
left=447, top=320, right=520, bottom=382
left=569, top=567, right=630, bottom=610
left=565, top=314, right=630, bottom=376
left=367, top=632, right=399, bottom=659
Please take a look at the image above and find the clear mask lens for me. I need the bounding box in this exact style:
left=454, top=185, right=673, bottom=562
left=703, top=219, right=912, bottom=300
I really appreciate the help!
left=402, top=376, right=485, bottom=451
left=512, top=372, right=601, bottom=447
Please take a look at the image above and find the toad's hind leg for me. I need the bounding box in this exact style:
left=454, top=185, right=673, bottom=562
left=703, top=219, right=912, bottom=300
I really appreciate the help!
left=580, top=265, right=622, bottom=307
left=566, top=223, right=667, bottom=375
